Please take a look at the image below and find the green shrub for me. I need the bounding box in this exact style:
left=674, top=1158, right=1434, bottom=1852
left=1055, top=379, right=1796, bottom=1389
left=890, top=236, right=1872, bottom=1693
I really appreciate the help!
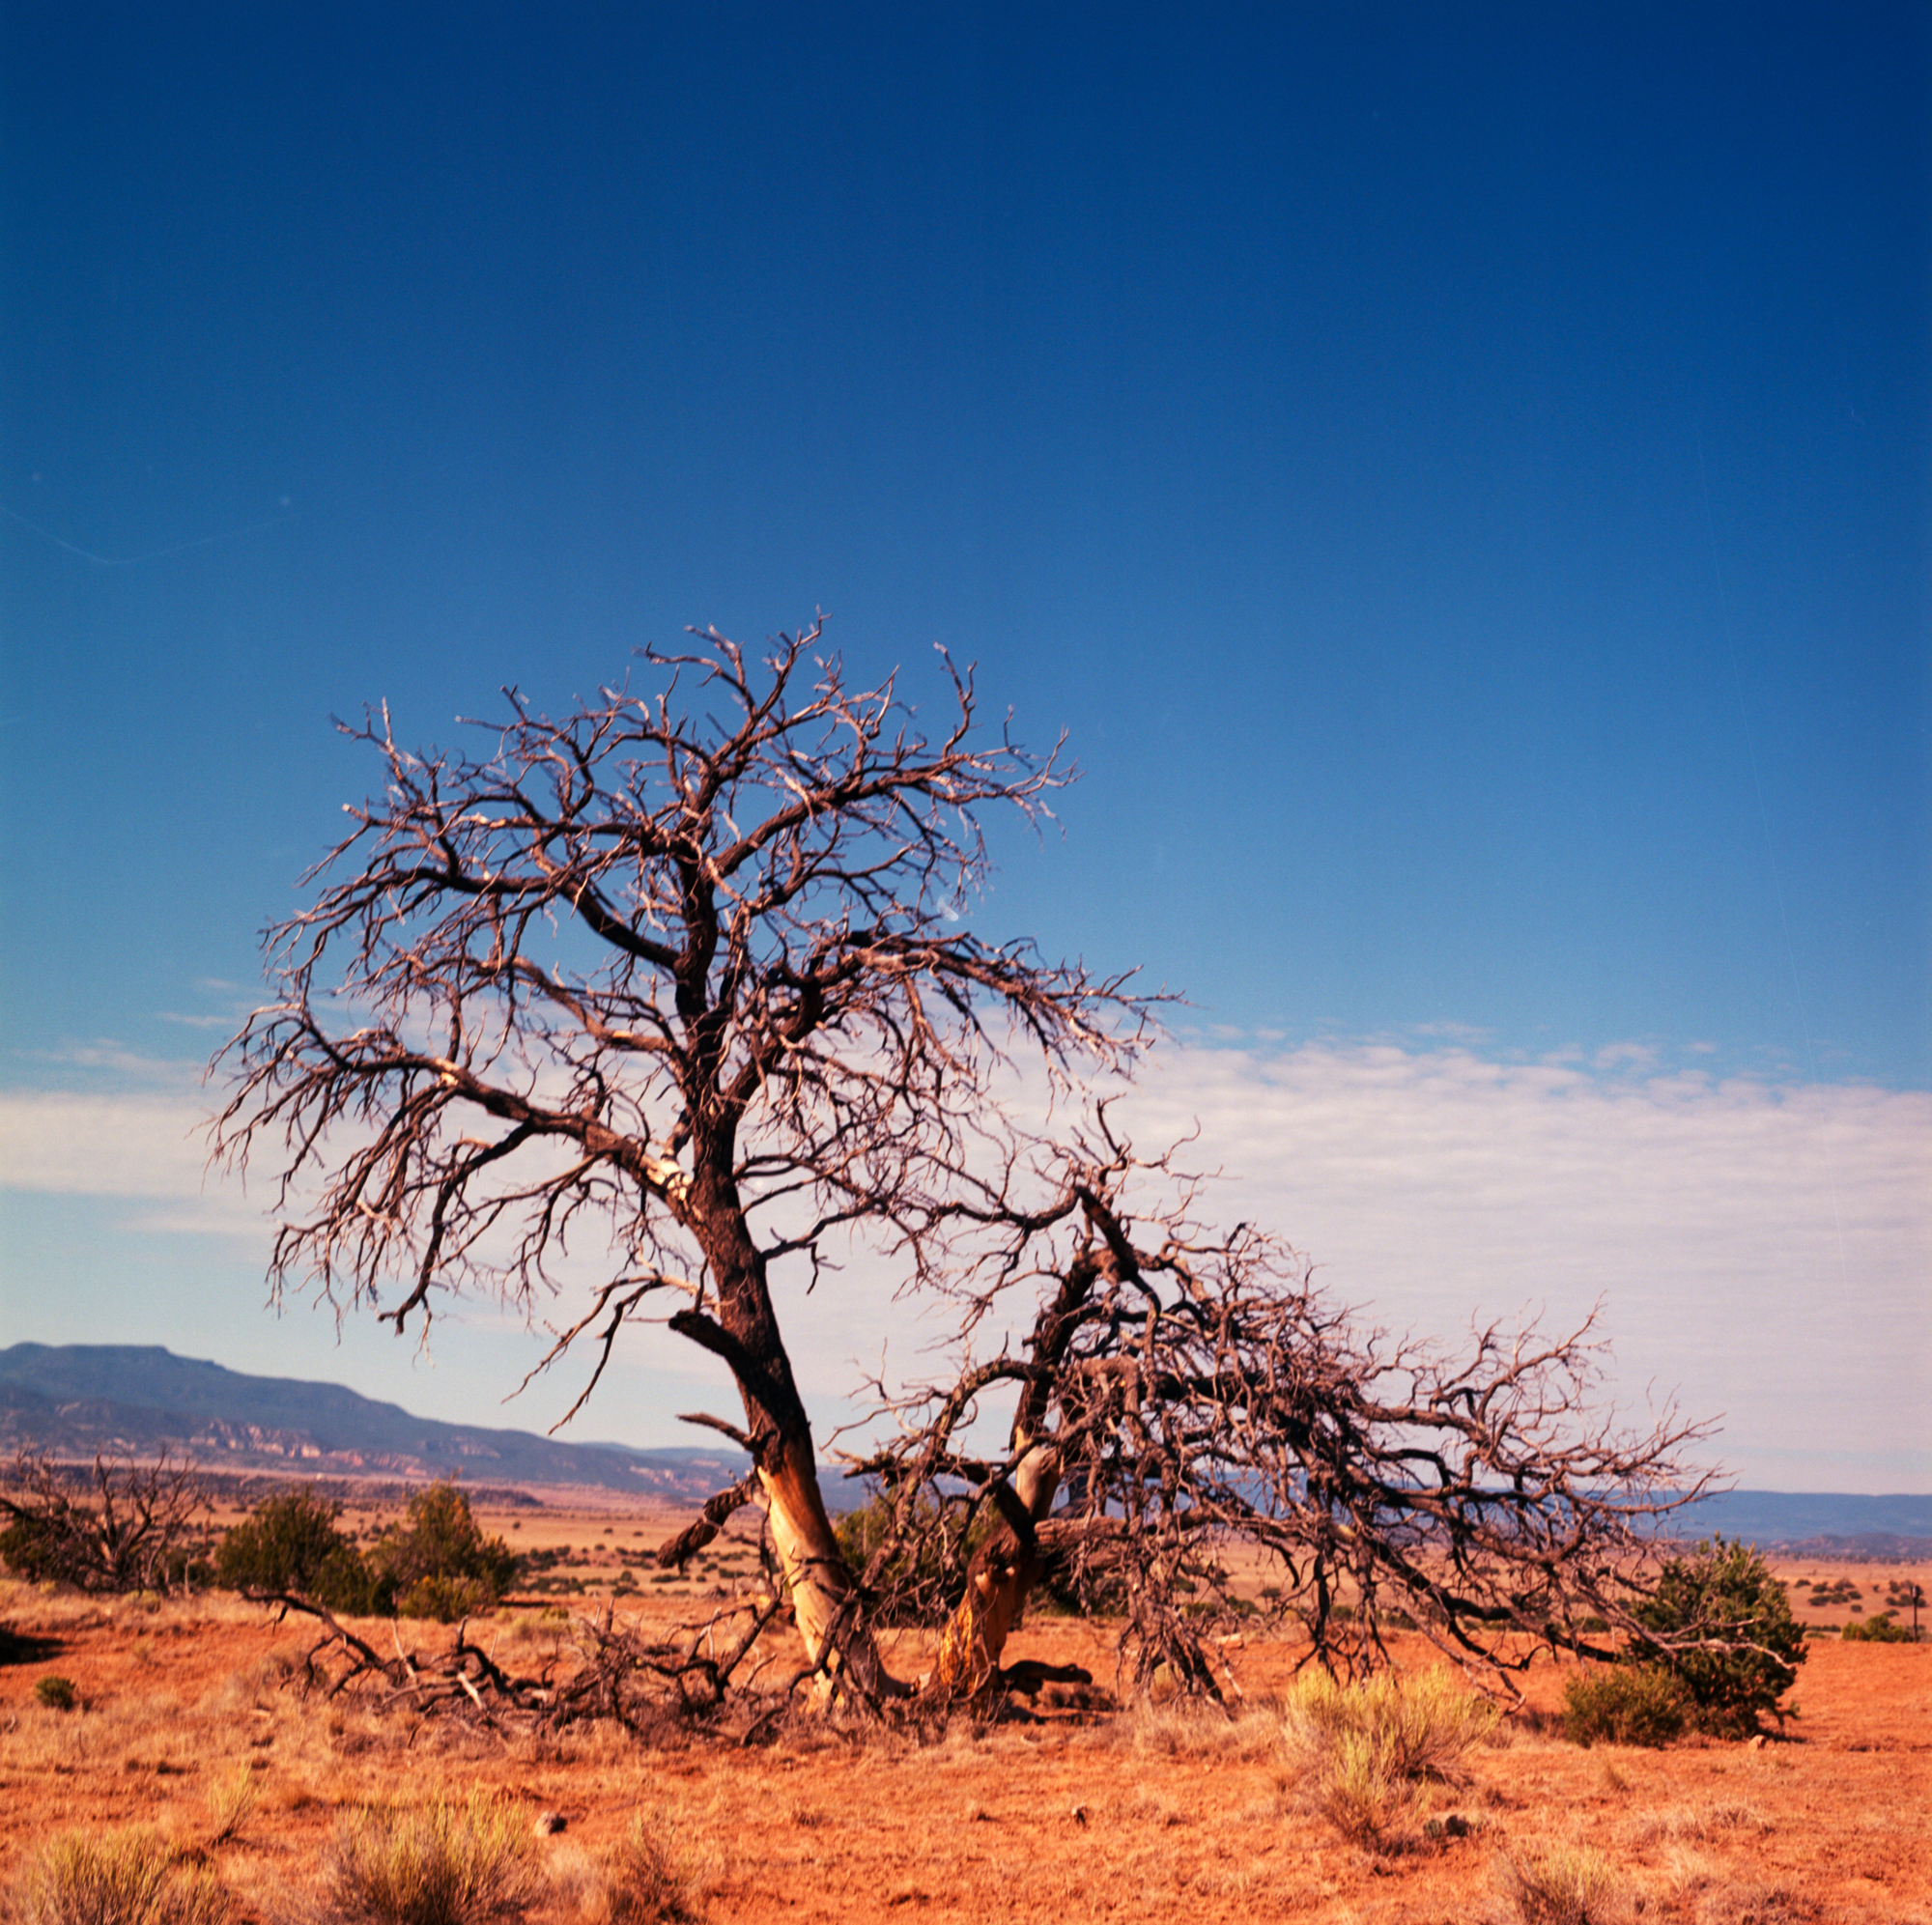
left=1279, top=1668, right=1500, bottom=1846
left=395, top=1576, right=496, bottom=1624
left=369, top=1486, right=519, bottom=1622
left=34, top=1675, right=79, bottom=1712
left=1630, top=1538, right=1806, bottom=1737
left=216, top=1488, right=375, bottom=1613
left=7, top=1827, right=231, bottom=1925
left=327, top=1794, right=543, bottom=1925
left=1560, top=1665, right=1688, bottom=1747
left=1841, top=1612, right=1918, bottom=1644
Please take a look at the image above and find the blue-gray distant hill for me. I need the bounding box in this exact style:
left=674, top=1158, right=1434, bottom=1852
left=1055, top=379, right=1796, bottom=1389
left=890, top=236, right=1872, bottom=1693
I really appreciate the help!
left=1667, top=1488, right=1932, bottom=1560
left=5, top=1345, right=1923, bottom=1551
left=0, top=1345, right=749, bottom=1503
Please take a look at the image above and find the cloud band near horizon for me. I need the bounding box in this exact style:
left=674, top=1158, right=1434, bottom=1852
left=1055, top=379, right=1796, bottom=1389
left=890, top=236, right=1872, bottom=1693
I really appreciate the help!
left=2, top=1041, right=1926, bottom=1489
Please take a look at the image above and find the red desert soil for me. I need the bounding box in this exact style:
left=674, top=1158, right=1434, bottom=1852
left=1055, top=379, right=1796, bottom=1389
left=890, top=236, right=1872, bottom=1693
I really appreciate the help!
left=0, top=1513, right=1925, bottom=1925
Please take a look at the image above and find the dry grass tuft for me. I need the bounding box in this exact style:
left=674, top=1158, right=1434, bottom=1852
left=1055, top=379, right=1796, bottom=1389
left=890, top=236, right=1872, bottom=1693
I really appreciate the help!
left=1628, top=1799, right=1773, bottom=1851
left=204, top=1764, right=259, bottom=1847
left=1116, top=1697, right=1282, bottom=1763
left=326, top=1794, right=545, bottom=1925
left=5, top=1827, right=231, bottom=1925
left=1278, top=1668, right=1500, bottom=1847
left=1685, top=1880, right=1802, bottom=1925
left=597, top=1810, right=710, bottom=1925
left=1491, top=1840, right=1629, bottom=1925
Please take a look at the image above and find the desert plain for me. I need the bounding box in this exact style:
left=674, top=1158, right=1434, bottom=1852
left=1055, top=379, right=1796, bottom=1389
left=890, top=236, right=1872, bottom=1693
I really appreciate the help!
left=1, top=1490, right=1926, bottom=1925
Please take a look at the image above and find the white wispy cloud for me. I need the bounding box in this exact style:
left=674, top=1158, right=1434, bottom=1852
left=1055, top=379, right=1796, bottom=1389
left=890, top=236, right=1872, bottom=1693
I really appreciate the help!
left=1115, top=1044, right=1931, bottom=1485
left=1, top=1090, right=211, bottom=1198
left=2, top=1042, right=1926, bottom=1485
left=0, top=1089, right=265, bottom=1238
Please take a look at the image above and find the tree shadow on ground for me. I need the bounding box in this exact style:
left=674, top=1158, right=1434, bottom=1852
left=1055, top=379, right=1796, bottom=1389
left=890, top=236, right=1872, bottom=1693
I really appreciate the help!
left=0, top=1626, right=66, bottom=1665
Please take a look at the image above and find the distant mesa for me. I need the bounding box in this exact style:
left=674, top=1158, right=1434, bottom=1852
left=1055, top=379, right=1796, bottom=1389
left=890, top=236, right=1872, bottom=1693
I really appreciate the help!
left=1667, top=1487, right=1932, bottom=1559
left=0, top=1344, right=749, bottom=1503
left=2, top=1345, right=1925, bottom=1550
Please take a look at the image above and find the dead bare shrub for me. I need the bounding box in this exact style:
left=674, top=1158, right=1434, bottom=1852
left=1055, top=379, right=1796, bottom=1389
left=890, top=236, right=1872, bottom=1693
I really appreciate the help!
left=0, top=1454, right=212, bottom=1596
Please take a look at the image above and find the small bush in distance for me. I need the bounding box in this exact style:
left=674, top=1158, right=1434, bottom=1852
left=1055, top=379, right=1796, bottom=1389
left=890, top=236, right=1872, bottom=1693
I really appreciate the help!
left=327, top=1794, right=543, bottom=1925
left=369, top=1486, right=519, bottom=1622
left=216, top=1488, right=374, bottom=1613
left=1561, top=1666, right=1688, bottom=1748
left=1491, top=1840, right=1627, bottom=1925
left=1630, top=1538, right=1806, bottom=1738
left=34, top=1676, right=79, bottom=1712
left=1840, top=1612, right=1918, bottom=1644
left=7, top=1826, right=231, bottom=1925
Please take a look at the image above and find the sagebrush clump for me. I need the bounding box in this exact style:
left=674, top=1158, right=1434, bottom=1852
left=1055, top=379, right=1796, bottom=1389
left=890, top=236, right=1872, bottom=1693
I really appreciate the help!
left=1278, top=1668, right=1498, bottom=1846
left=327, top=1794, right=543, bottom=1925
left=6, top=1827, right=231, bottom=1925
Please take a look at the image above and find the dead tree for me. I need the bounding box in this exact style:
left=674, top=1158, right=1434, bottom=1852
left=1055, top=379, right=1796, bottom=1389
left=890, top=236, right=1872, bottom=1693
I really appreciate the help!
left=0, top=1451, right=213, bottom=1594
left=212, top=623, right=1141, bottom=1703
left=213, top=622, right=1711, bottom=1715
left=847, top=1120, right=1716, bottom=1704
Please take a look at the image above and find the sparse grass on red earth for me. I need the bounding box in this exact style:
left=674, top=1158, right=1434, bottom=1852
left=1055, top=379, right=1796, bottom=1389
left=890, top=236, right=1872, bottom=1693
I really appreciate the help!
left=0, top=1539, right=1926, bottom=1925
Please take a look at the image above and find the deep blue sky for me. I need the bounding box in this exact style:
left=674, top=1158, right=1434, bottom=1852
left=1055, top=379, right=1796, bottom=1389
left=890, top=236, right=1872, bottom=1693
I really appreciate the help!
left=1, top=7, right=1927, bottom=1478
left=4, top=2, right=1925, bottom=1081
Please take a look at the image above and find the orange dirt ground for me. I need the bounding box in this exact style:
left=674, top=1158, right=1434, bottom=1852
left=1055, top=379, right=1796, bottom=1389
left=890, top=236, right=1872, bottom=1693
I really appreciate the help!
left=0, top=1495, right=1925, bottom=1925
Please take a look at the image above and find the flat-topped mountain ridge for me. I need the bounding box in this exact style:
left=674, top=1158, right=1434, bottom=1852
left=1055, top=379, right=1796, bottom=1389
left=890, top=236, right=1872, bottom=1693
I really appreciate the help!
left=0, top=1344, right=748, bottom=1501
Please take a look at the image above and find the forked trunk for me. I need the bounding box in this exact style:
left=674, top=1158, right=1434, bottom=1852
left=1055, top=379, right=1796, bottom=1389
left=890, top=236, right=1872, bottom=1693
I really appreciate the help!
left=684, top=1163, right=904, bottom=1705
left=927, top=1247, right=1099, bottom=1701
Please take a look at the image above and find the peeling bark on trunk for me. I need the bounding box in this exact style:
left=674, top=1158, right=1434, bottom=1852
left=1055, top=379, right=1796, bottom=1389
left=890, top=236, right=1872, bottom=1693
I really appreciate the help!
left=930, top=1440, right=1061, bottom=1699
left=759, top=1439, right=902, bottom=1703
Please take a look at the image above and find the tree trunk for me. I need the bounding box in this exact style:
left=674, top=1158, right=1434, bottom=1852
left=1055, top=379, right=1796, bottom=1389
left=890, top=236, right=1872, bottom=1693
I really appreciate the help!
left=686, top=1157, right=901, bottom=1704
left=929, top=1440, right=1062, bottom=1699
left=927, top=1248, right=1099, bottom=1700
left=758, top=1432, right=903, bottom=1703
